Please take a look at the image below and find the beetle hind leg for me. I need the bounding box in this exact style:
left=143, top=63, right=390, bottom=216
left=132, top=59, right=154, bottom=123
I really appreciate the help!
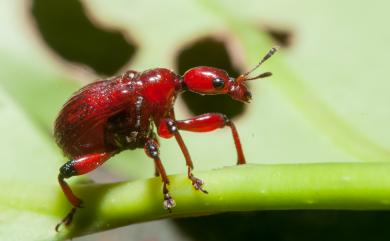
left=55, top=207, right=77, bottom=232
left=55, top=152, right=112, bottom=231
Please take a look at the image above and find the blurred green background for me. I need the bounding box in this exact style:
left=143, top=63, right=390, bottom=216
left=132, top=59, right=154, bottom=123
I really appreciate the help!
left=1, top=0, right=390, bottom=240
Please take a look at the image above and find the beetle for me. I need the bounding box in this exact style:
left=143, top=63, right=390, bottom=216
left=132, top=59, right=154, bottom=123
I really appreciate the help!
left=54, top=47, right=277, bottom=231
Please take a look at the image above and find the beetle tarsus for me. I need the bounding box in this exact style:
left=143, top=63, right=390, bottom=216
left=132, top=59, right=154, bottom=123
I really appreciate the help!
left=55, top=207, right=77, bottom=232
left=189, top=174, right=208, bottom=194
left=145, top=139, right=177, bottom=212
left=163, top=193, right=176, bottom=211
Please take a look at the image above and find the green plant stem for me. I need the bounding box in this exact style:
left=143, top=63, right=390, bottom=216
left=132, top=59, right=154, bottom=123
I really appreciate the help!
left=39, top=162, right=390, bottom=238
left=2, top=163, right=389, bottom=239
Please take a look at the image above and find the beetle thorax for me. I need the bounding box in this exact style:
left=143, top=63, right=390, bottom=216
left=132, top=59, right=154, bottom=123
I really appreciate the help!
left=138, top=68, right=182, bottom=120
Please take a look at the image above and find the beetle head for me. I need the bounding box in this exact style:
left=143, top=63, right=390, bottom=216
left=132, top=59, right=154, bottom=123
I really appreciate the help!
left=182, top=47, right=277, bottom=103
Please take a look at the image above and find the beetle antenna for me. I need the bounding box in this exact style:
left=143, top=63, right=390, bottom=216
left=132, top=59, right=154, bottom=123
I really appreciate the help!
left=237, top=47, right=278, bottom=82
left=245, top=71, right=272, bottom=81
left=244, top=47, right=278, bottom=77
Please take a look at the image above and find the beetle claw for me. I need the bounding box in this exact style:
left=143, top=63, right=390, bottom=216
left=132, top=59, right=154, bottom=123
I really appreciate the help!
left=75, top=199, right=84, bottom=208
left=163, top=193, right=176, bottom=211
left=191, top=176, right=208, bottom=194
left=55, top=207, right=77, bottom=232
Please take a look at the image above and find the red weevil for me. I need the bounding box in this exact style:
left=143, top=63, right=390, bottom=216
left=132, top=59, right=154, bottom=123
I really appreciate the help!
left=54, top=47, right=277, bottom=231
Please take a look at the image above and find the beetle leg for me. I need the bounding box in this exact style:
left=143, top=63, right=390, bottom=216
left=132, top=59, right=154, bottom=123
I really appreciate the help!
left=161, top=113, right=246, bottom=165
left=144, top=138, right=175, bottom=211
left=176, top=113, right=246, bottom=165
left=157, top=119, right=208, bottom=194
left=154, top=164, right=160, bottom=177
left=56, top=152, right=112, bottom=232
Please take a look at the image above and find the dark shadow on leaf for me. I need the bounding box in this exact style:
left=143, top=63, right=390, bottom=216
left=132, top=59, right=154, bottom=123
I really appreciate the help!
left=31, top=0, right=136, bottom=76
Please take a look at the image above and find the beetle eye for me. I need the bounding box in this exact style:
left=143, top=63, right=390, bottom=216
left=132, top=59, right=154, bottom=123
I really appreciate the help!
left=212, top=78, right=225, bottom=89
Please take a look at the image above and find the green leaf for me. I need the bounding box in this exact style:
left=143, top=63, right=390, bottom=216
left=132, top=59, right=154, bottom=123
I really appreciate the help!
left=0, top=2, right=80, bottom=130
left=0, top=2, right=81, bottom=240
left=0, top=87, right=60, bottom=240
left=0, top=0, right=390, bottom=240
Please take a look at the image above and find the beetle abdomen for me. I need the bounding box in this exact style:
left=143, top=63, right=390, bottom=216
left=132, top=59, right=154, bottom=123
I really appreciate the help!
left=54, top=71, right=148, bottom=158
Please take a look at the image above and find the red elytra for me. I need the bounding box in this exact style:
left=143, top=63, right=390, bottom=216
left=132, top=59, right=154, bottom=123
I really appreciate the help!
left=54, top=47, right=277, bottom=231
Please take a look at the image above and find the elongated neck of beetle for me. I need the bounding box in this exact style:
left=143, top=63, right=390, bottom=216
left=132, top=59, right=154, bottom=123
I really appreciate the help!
left=175, top=75, right=187, bottom=93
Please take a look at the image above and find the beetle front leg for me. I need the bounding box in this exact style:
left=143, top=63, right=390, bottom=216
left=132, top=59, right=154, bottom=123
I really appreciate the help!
left=56, top=152, right=112, bottom=231
left=177, top=113, right=246, bottom=164
left=159, top=113, right=246, bottom=165
left=144, top=138, right=176, bottom=210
